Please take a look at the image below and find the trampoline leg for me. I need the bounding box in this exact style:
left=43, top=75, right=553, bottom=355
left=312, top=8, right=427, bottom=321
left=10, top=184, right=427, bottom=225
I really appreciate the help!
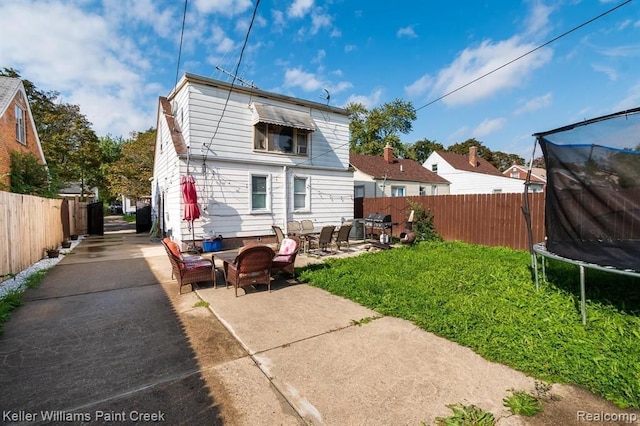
left=541, top=257, right=546, bottom=282
left=580, top=265, right=586, bottom=325
left=532, top=254, right=539, bottom=291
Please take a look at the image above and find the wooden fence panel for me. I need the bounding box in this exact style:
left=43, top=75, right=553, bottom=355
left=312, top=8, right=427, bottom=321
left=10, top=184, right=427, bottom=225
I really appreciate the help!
left=0, top=191, right=64, bottom=282
left=363, top=192, right=545, bottom=251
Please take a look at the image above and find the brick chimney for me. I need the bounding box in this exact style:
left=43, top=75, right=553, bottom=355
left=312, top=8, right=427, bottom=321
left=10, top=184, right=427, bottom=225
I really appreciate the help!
left=469, top=146, right=478, bottom=167
left=383, top=143, right=394, bottom=164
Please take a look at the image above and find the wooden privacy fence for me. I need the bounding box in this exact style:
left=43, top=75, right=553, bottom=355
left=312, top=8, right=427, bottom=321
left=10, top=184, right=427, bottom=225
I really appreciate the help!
left=363, top=192, right=546, bottom=251
left=0, top=191, right=88, bottom=282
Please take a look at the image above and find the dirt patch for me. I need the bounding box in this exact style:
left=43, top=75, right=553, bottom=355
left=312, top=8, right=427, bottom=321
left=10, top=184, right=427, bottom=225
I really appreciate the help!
left=502, top=383, right=640, bottom=425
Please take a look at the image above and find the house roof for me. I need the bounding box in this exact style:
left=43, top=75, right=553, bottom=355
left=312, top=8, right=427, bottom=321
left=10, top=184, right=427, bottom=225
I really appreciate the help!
left=0, top=76, right=21, bottom=117
left=159, top=96, right=188, bottom=155
left=350, top=152, right=449, bottom=184
left=436, top=151, right=503, bottom=176
left=503, top=164, right=547, bottom=183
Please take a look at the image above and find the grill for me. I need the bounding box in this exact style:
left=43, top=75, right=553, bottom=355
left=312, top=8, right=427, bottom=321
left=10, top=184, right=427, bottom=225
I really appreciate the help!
left=364, top=213, right=393, bottom=230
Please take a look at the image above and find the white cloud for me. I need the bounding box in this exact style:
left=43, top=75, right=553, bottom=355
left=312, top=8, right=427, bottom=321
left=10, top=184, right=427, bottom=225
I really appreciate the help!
left=283, top=68, right=323, bottom=92
left=613, top=81, right=640, bottom=111
left=344, top=45, right=357, bottom=53
left=310, top=12, right=332, bottom=34
left=0, top=1, right=159, bottom=137
left=404, top=75, right=433, bottom=98
left=313, top=50, right=326, bottom=64
left=592, top=63, right=618, bottom=81
left=344, top=89, right=383, bottom=109
left=514, top=93, right=553, bottom=114
left=193, top=0, right=252, bottom=16
left=102, top=0, right=177, bottom=38
left=522, top=1, right=554, bottom=38
left=210, top=26, right=235, bottom=54
left=397, top=26, right=417, bottom=39
left=473, top=117, right=506, bottom=137
left=288, top=0, right=314, bottom=18
left=283, top=67, right=351, bottom=96
left=431, top=37, right=553, bottom=106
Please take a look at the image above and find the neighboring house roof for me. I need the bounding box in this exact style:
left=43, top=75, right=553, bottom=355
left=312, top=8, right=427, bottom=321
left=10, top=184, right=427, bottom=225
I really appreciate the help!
left=436, top=150, right=503, bottom=176
left=503, top=164, right=547, bottom=183
left=350, top=152, right=449, bottom=184
left=0, top=77, right=22, bottom=116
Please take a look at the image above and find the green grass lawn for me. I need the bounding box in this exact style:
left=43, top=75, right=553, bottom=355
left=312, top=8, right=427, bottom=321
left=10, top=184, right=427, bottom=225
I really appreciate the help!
left=298, top=241, right=640, bottom=409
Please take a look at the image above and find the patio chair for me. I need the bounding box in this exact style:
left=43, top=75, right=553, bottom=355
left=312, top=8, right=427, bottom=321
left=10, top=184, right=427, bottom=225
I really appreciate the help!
left=225, top=245, right=275, bottom=297
left=271, top=236, right=301, bottom=278
left=287, top=221, right=302, bottom=235
left=308, top=225, right=336, bottom=253
left=161, top=238, right=216, bottom=294
left=272, top=225, right=286, bottom=250
left=334, top=223, right=352, bottom=251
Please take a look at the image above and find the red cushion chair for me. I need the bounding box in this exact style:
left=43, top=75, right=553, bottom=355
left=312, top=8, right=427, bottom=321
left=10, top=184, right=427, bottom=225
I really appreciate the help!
left=161, top=238, right=216, bottom=293
left=271, top=236, right=300, bottom=278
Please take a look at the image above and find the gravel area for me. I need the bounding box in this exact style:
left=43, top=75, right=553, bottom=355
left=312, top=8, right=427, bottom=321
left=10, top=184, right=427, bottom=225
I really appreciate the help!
left=0, top=237, right=84, bottom=299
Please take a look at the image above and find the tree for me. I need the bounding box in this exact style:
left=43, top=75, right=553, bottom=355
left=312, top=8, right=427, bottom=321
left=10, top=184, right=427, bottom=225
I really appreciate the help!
left=9, top=151, right=54, bottom=197
left=406, top=138, right=444, bottom=164
left=106, top=128, right=156, bottom=200
left=346, top=99, right=416, bottom=156
left=492, top=151, right=525, bottom=171
left=97, top=134, right=124, bottom=201
left=1, top=68, right=103, bottom=200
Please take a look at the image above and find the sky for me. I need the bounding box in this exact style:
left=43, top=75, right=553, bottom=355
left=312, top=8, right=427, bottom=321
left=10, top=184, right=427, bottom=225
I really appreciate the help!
left=1, top=0, right=639, bottom=160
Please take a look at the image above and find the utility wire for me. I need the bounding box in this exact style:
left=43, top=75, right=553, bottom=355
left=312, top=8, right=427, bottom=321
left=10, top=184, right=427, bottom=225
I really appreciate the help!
left=415, top=0, right=633, bottom=112
left=202, top=0, right=261, bottom=161
left=174, top=0, right=189, bottom=89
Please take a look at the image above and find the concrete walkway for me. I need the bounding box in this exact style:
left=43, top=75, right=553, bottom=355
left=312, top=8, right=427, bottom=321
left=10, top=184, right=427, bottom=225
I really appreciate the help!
left=0, top=220, right=629, bottom=425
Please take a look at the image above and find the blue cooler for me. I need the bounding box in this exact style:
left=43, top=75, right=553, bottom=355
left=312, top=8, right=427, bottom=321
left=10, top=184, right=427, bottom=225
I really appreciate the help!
left=203, top=238, right=222, bottom=252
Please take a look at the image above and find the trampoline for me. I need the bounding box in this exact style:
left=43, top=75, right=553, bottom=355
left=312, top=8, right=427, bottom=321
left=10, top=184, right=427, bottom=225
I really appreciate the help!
left=524, top=107, right=640, bottom=324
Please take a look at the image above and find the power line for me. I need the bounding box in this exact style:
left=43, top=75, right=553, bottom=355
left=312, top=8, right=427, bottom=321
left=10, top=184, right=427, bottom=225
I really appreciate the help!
left=415, top=0, right=633, bottom=112
left=202, top=0, right=261, bottom=161
left=174, top=0, right=189, bottom=89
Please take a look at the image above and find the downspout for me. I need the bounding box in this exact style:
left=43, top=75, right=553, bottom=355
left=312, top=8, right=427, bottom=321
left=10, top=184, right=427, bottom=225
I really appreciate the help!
left=283, top=165, right=288, bottom=234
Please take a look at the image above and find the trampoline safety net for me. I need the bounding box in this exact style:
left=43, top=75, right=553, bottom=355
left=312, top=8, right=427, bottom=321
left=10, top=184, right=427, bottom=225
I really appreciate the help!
left=534, top=107, right=640, bottom=271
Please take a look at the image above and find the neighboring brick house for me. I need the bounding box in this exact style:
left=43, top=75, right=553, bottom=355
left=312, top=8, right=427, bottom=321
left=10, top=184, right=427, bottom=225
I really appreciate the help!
left=0, top=77, right=46, bottom=189
left=503, top=164, right=546, bottom=192
left=350, top=144, right=450, bottom=198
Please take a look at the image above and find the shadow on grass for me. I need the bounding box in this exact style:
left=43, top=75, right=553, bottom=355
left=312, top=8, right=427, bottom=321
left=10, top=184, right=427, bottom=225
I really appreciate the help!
left=543, top=258, right=640, bottom=317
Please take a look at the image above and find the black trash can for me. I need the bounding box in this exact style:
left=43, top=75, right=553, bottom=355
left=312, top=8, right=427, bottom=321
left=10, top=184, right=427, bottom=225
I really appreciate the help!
left=136, top=205, right=151, bottom=233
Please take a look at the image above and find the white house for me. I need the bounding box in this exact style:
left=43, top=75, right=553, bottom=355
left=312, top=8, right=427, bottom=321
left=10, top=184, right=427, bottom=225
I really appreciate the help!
left=151, top=73, right=353, bottom=248
left=350, top=145, right=449, bottom=198
left=423, top=147, right=529, bottom=194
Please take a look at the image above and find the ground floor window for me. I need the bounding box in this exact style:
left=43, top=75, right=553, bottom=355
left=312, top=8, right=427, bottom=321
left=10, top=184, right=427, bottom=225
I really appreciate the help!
left=391, top=186, right=405, bottom=197
left=251, top=174, right=270, bottom=212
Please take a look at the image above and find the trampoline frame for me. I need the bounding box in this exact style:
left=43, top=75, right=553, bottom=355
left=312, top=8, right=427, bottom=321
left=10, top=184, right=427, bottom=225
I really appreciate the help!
left=532, top=242, right=640, bottom=325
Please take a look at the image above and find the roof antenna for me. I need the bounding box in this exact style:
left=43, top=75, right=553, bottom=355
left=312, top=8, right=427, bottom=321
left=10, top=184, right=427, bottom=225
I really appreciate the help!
left=321, top=88, right=330, bottom=105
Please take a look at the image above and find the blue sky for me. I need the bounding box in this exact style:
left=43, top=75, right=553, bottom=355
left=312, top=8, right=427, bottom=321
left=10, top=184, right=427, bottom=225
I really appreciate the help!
left=1, top=0, right=638, bottom=160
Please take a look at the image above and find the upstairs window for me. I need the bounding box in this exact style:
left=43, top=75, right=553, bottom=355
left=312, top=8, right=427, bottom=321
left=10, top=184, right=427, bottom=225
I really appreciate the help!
left=431, top=164, right=438, bottom=173
left=251, top=102, right=315, bottom=155
left=254, top=123, right=310, bottom=155
left=15, top=105, right=26, bottom=144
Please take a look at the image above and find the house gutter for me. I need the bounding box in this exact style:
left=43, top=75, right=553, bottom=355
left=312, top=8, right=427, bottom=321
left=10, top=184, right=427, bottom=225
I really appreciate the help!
left=182, top=153, right=348, bottom=173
